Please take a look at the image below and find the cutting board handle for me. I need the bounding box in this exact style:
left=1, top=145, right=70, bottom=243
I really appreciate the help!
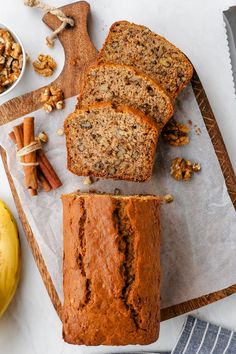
left=0, top=1, right=98, bottom=125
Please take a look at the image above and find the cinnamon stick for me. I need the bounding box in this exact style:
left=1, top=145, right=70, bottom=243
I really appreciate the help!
left=23, top=117, right=38, bottom=194
left=9, top=130, right=53, bottom=193
left=37, top=168, right=52, bottom=192
left=37, top=150, right=62, bottom=189
left=13, top=124, right=24, bottom=152
left=9, top=123, right=62, bottom=193
left=12, top=123, right=37, bottom=196
left=8, top=131, right=16, bottom=144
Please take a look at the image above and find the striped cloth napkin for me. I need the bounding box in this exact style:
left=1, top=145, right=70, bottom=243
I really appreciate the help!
left=171, top=315, right=236, bottom=353
left=113, top=315, right=236, bottom=354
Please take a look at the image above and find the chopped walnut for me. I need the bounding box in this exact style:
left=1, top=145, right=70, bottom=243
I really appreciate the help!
left=83, top=176, right=93, bottom=185
left=163, top=194, right=174, bottom=203
left=170, top=158, right=201, bottom=181
left=162, top=118, right=190, bottom=146
left=38, top=131, right=48, bottom=143
left=33, top=54, right=57, bottom=77
left=192, top=163, right=201, bottom=172
left=0, top=28, right=23, bottom=94
left=41, top=86, right=64, bottom=113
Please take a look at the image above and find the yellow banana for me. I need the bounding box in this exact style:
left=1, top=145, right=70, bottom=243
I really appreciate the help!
left=0, top=199, right=20, bottom=317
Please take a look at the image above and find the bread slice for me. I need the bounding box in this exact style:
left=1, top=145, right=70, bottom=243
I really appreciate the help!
left=62, top=192, right=161, bottom=345
left=97, top=21, right=193, bottom=99
left=64, top=102, right=158, bottom=182
left=77, top=63, right=173, bottom=129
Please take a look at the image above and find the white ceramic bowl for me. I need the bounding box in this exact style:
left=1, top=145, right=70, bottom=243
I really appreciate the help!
left=0, top=22, right=26, bottom=97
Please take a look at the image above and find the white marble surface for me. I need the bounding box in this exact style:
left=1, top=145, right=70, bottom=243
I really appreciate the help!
left=0, top=0, right=236, bottom=353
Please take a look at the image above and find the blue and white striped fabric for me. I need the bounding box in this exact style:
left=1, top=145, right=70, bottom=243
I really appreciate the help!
left=111, top=315, right=236, bottom=354
left=171, top=315, right=236, bottom=354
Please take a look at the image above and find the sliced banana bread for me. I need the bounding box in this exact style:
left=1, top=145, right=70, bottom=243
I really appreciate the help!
left=97, top=21, right=193, bottom=99
left=77, top=63, right=173, bottom=129
left=64, top=102, right=158, bottom=182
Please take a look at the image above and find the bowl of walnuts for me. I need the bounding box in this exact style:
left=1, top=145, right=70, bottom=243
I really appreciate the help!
left=0, top=23, right=26, bottom=97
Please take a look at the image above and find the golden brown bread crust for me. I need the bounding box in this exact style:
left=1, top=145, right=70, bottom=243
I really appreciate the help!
left=64, top=102, right=159, bottom=182
left=97, top=21, right=193, bottom=99
left=76, top=62, right=174, bottom=129
left=62, top=193, right=161, bottom=345
left=71, top=101, right=159, bottom=129
left=78, top=62, right=173, bottom=105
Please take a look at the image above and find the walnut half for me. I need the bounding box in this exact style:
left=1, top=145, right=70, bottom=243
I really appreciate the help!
left=33, top=54, right=57, bottom=77
left=162, top=118, right=190, bottom=146
left=170, top=158, right=201, bottom=181
left=41, top=86, right=64, bottom=113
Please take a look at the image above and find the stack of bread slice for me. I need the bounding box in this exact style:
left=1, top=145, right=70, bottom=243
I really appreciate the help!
left=77, top=64, right=173, bottom=130
left=65, top=21, right=193, bottom=182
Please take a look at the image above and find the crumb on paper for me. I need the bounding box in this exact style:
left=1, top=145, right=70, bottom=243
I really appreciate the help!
left=170, top=158, right=201, bottom=181
left=187, top=119, right=192, bottom=126
left=194, top=124, right=202, bottom=136
left=162, top=118, right=190, bottom=146
left=26, top=53, right=31, bottom=62
left=56, top=128, right=64, bottom=136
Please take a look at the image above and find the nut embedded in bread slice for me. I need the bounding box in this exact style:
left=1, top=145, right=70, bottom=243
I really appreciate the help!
left=97, top=21, right=193, bottom=99
left=77, top=63, right=174, bottom=130
left=64, top=102, right=159, bottom=182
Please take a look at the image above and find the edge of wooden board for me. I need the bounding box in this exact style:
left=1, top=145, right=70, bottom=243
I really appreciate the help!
left=1, top=67, right=236, bottom=321
left=161, top=283, right=236, bottom=321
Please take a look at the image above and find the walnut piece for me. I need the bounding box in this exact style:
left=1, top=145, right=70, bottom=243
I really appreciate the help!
left=192, top=163, right=201, bottom=172
left=41, top=86, right=64, bottom=113
left=170, top=158, right=201, bottom=181
left=83, top=176, right=93, bottom=185
left=162, top=118, right=190, bottom=146
left=38, top=131, right=48, bottom=143
left=163, top=194, right=174, bottom=203
left=0, top=28, right=23, bottom=94
left=33, top=54, right=57, bottom=77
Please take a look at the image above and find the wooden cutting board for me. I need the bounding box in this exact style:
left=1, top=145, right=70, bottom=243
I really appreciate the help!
left=0, top=1, right=236, bottom=322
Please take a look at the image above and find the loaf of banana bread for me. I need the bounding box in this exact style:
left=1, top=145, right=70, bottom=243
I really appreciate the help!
left=97, top=21, right=193, bottom=99
left=62, top=192, right=161, bottom=345
left=77, top=63, right=173, bottom=129
left=64, top=102, right=158, bottom=182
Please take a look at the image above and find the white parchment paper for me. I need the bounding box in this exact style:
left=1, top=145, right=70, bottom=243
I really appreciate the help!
left=0, top=85, right=236, bottom=309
